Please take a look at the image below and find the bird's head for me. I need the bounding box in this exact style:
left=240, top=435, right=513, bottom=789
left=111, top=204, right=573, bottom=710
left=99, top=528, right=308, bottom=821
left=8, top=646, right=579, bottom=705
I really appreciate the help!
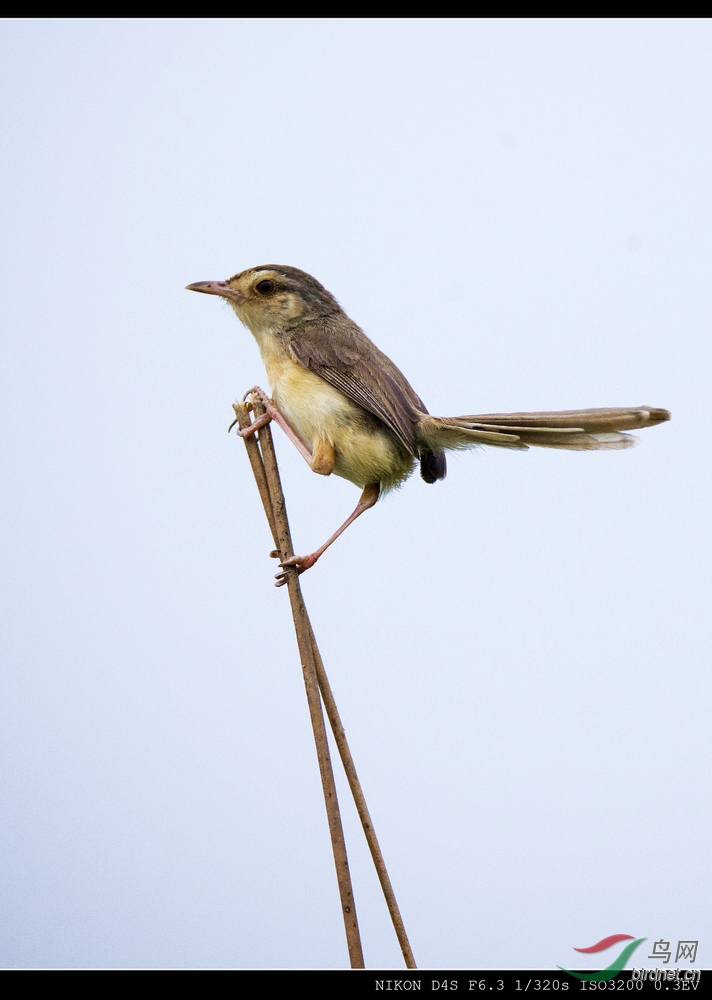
left=186, top=265, right=341, bottom=338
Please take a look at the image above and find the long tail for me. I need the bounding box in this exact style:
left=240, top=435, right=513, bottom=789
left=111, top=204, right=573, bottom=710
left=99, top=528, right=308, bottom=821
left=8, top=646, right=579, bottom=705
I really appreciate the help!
left=417, top=406, right=670, bottom=452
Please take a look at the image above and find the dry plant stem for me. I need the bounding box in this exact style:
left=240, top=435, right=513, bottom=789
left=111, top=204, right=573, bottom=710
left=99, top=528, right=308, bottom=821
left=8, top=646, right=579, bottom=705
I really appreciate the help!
left=235, top=399, right=364, bottom=970
left=232, top=402, right=277, bottom=544
left=233, top=400, right=417, bottom=970
left=303, top=616, right=417, bottom=970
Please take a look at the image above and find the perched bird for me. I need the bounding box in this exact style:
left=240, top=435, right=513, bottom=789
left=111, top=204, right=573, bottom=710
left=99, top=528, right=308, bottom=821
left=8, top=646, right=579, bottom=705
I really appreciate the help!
left=187, top=265, right=670, bottom=582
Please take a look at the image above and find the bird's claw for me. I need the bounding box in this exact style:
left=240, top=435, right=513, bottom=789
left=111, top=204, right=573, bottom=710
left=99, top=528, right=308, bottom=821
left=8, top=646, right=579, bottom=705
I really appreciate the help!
left=243, top=385, right=272, bottom=406
left=280, top=553, right=318, bottom=570
left=274, top=565, right=300, bottom=587
left=273, top=552, right=319, bottom=587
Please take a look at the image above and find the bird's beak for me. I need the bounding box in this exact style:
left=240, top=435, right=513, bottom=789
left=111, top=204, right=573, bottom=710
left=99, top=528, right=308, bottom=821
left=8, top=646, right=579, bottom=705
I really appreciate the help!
left=185, top=280, right=244, bottom=302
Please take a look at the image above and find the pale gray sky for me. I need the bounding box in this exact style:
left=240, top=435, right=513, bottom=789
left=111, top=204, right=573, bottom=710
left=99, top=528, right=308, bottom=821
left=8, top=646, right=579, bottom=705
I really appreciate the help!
left=1, top=18, right=709, bottom=969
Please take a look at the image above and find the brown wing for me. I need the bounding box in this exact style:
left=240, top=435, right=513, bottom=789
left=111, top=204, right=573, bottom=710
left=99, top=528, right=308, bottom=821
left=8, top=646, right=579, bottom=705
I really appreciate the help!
left=287, top=317, right=426, bottom=454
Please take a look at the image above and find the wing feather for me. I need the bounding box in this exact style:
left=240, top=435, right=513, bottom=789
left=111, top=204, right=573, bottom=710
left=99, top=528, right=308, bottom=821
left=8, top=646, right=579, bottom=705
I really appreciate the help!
left=287, top=318, right=425, bottom=454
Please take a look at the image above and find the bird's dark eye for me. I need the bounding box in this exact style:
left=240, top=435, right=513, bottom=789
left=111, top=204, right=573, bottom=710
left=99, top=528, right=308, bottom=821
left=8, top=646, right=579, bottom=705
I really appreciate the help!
left=255, top=279, right=274, bottom=295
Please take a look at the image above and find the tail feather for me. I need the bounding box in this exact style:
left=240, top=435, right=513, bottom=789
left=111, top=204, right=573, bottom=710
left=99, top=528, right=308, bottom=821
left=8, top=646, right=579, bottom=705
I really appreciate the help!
left=457, top=406, right=670, bottom=431
left=417, top=406, right=670, bottom=453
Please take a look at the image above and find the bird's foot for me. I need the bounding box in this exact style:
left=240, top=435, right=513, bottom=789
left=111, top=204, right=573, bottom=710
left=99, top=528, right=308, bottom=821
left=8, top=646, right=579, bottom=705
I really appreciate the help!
left=243, top=385, right=272, bottom=408
left=237, top=387, right=314, bottom=465
left=237, top=387, right=281, bottom=439
left=274, top=552, right=319, bottom=587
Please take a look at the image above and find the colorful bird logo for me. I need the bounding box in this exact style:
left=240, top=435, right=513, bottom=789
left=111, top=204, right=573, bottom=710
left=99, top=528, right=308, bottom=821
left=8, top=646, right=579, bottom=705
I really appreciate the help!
left=559, top=934, right=646, bottom=981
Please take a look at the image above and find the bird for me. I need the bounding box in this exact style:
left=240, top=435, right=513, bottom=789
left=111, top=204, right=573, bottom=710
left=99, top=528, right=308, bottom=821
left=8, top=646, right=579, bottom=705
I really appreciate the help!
left=186, top=265, right=670, bottom=584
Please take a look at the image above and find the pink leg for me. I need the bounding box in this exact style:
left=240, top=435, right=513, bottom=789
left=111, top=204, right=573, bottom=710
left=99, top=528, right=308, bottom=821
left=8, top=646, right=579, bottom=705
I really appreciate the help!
left=275, top=483, right=381, bottom=587
left=239, top=386, right=313, bottom=465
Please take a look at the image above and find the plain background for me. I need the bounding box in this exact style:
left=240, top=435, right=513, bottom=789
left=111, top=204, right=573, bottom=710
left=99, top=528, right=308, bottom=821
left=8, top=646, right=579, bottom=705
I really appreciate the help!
left=1, top=19, right=709, bottom=969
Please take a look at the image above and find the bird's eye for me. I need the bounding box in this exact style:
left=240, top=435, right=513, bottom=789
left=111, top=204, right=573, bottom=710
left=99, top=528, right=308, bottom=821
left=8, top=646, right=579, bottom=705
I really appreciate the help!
left=255, top=279, right=274, bottom=295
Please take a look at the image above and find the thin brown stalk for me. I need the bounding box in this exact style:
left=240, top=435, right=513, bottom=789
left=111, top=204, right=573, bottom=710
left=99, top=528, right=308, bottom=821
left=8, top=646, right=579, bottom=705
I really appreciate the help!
left=232, top=402, right=278, bottom=545
left=304, top=619, right=417, bottom=969
left=234, top=395, right=417, bottom=969
left=237, top=398, right=364, bottom=969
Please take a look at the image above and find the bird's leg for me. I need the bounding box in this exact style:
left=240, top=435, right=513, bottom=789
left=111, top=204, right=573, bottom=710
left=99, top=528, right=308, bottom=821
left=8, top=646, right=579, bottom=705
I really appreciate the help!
left=239, top=385, right=313, bottom=465
left=275, top=482, right=381, bottom=586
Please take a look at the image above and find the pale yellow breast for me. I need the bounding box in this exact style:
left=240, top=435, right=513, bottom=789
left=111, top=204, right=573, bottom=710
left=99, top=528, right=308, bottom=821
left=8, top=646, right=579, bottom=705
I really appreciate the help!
left=265, top=352, right=356, bottom=450
left=257, top=334, right=414, bottom=490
